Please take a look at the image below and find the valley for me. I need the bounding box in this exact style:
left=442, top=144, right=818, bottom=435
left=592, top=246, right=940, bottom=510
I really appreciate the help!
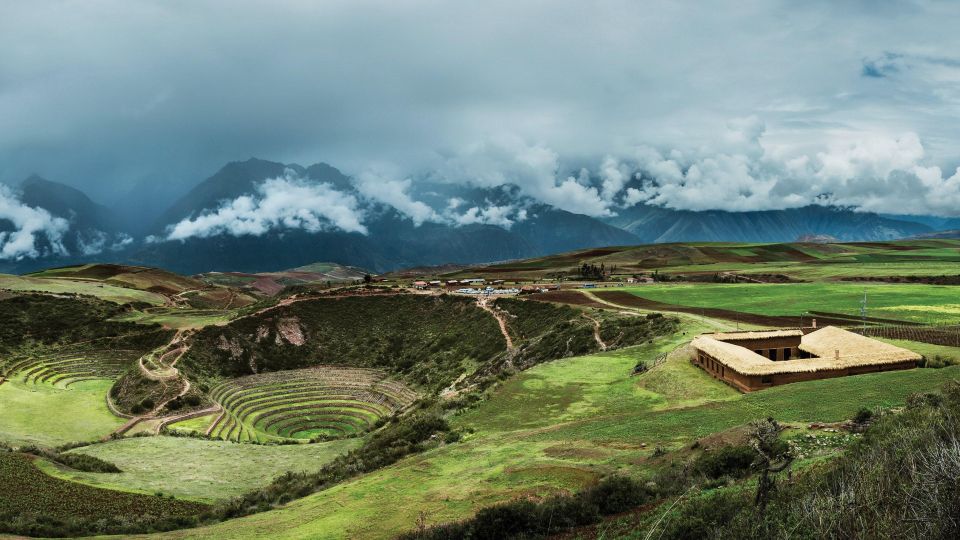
left=1, top=241, right=960, bottom=538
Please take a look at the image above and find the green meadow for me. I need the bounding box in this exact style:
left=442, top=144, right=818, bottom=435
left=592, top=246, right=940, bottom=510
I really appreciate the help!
left=0, top=274, right=167, bottom=305
left=150, top=321, right=955, bottom=540
left=0, top=379, right=123, bottom=446
left=619, top=282, right=960, bottom=323
left=43, top=436, right=361, bottom=502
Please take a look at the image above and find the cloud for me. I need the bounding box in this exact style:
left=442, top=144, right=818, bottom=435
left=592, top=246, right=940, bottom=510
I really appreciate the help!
left=622, top=126, right=960, bottom=216
left=355, top=169, right=441, bottom=226
left=165, top=170, right=367, bottom=240
left=861, top=52, right=902, bottom=78
left=77, top=231, right=135, bottom=255
left=449, top=203, right=528, bottom=229
left=0, top=185, right=70, bottom=260
left=438, top=135, right=611, bottom=217
left=3, top=2, right=960, bottom=226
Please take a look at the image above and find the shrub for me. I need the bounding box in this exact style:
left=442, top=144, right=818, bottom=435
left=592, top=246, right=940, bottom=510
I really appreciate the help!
left=692, top=445, right=755, bottom=480
left=400, top=475, right=655, bottom=539
left=853, top=407, right=873, bottom=424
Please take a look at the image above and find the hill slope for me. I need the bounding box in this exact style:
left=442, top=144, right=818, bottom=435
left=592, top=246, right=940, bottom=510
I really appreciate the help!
left=606, top=204, right=931, bottom=243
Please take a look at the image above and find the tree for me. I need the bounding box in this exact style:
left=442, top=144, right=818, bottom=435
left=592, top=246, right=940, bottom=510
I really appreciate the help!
left=363, top=274, right=373, bottom=284
left=750, top=417, right=794, bottom=513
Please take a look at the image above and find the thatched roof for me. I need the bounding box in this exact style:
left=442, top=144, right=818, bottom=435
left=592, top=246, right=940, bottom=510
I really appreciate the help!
left=709, top=329, right=803, bottom=341
left=692, top=326, right=920, bottom=376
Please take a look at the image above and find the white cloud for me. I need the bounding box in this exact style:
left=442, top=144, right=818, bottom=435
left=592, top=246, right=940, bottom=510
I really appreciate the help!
left=77, top=230, right=107, bottom=256
left=450, top=204, right=527, bottom=229
left=0, top=185, right=70, bottom=260
left=438, top=134, right=612, bottom=217
left=355, top=170, right=441, bottom=226
left=625, top=127, right=960, bottom=216
left=165, top=171, right=367, bottom=240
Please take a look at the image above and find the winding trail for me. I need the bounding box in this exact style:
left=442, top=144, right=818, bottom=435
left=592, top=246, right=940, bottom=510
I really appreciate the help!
left=580, top=290, right=737, bottom=332
left=106, top=329, right=198, bottom=439
left=478, top=297, right=515, bottom=351
left=583, top=315, right=607, bottom=351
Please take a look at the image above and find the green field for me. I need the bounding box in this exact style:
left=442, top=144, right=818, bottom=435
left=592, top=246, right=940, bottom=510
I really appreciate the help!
left=111, top=307, right=236, bottom=329
left=148, top=322, right=956, bottom=539
left=0, top=274, right=167, bottom=305
left=0, top=379, right=123, bottom=446
left=445, top=240, right=960, bottom=282
left=41, top=436, right=362, bottom=502
left=619, top=282, right=960, bottom=324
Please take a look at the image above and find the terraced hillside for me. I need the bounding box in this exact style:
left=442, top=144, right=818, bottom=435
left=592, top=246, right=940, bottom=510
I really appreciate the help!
left=206, top=366, right=418, bottom=442
left=0, top=346, right=144, bottom=388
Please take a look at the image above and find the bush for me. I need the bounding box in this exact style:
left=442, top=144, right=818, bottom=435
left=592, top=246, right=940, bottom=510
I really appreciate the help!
left=692, top=445, right=755, bottom=480
left=401, top=476, right=654, bottom=539
left=853, top=407, right=873, bottom=424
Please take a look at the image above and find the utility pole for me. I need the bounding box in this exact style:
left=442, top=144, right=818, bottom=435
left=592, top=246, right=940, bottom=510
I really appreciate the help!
left=859, top=289, right=868, bottom=332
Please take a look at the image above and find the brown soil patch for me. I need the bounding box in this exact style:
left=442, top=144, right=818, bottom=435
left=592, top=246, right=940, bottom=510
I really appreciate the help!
left=543, top=444, right=611, bottom=460
left=593, top=290, right=855, bottom=327
left=502, top=465, right=600, bottom=487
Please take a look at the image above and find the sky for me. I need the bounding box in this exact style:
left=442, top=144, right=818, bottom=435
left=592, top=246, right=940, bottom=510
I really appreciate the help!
left=2, top=0, right=960, bottom=226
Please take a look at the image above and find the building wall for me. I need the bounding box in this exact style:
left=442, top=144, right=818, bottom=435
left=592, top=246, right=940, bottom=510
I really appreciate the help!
left=692, top=349, right=917, bottom=393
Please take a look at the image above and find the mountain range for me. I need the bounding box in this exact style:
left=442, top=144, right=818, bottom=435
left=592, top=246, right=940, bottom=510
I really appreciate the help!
left=0, top=158, right=946, bottom=274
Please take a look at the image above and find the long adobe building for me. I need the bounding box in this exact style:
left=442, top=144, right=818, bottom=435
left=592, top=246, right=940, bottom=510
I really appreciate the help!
left=691, top=326, right=921, bottom=392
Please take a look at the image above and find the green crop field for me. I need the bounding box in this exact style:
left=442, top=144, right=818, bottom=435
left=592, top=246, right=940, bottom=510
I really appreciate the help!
left=618, top=282, right=960, bottom=324
left=147, top=322, right=955, bottom=540
left=42, top=436, right=362, bottom=502
left=447, top=240, right=960, bottom=282
left=0, top=379, right=123, bottom=446
left=0, top=274, right=167, bottom=305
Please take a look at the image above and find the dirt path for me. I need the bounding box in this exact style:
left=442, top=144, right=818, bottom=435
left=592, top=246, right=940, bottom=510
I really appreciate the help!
left=581, top=290, right=737, bottom=332
left=152, top=404, right=221, bottom=435
left=477, top=297, right=515, bottom=351
left=111, top=330, right=196, bottom=439
left=583, top=315, right=607, bottom=351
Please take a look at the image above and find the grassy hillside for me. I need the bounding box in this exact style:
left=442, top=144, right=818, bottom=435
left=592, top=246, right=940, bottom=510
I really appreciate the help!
left=146, top=321, right=956, bottom=539
left=0, top=449, right=207, bottom=538
left=181, top=294, right=506, bottom=391
left=440, top=239, right=960, bottom=282
left=47, top=436, right=361, bottom=502
left=180, top=293, right=666, bottom=393
left=613, top=282, right=960, bottom=324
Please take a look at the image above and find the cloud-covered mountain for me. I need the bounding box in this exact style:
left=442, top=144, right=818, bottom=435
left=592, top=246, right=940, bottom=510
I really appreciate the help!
left=133, top=158, right=639, bottom=273
left=606, top=204, right=930, bottom=244
left=0, top=157, right=945, bottom=275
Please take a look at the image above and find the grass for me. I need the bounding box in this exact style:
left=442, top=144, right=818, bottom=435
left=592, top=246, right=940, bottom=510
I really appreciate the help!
left=0, top=274, right=167, bottom=305
left=0, top=452, right=206, bottom=530
left=42, top=436, right=362, bottom=502
left=619, top=282, right=960, bottom=323
left=147, top=318, right=960, bottom=540
left=111, top=308, right=236, bottom=329
left=443, top=240, right=960, bottom=282
left=167, top=413, right=218, bottom=434
left=0, top=378, right=123, bottom=446
left=876, top=338, right=960, bottom=365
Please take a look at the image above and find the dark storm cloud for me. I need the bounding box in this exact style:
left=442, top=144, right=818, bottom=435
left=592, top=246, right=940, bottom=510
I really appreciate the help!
left=1, top=0, right=960, bottom=220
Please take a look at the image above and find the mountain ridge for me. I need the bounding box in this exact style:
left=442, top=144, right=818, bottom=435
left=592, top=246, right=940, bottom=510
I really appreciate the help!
left=0, top=158, right=950, bottom=274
